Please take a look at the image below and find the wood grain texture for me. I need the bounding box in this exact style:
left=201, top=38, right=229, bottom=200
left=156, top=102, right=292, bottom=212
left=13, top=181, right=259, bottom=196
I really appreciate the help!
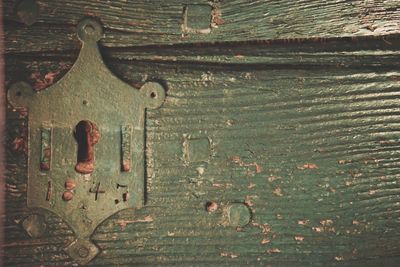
left=4, top=0, right=400, bottom=52
left=4, top=0, right=400, bottom=266
left=4, top=54, right=400, bottom=266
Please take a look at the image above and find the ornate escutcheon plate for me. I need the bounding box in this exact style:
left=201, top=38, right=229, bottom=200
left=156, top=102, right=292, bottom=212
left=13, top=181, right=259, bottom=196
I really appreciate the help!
left=7, top=17, right=165, bottom=265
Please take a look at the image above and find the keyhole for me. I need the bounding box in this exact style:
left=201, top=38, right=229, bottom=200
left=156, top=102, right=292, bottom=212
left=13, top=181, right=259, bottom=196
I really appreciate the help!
left=74, top=120, right=100, bottom=174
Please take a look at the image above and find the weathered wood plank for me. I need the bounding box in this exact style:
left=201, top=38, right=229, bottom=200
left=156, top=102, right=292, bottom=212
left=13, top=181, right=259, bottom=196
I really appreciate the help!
left=4, top=1, right=400, bottom=265
left=105, top=36, right=400, bottom=66
left=4, top=56, right=400, bottom=266
left=4, top=0, right=400, bottom=52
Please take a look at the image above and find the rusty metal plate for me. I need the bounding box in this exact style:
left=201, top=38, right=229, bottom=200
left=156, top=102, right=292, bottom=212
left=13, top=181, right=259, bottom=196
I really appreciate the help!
left=7, top=17, right=165, bottom=265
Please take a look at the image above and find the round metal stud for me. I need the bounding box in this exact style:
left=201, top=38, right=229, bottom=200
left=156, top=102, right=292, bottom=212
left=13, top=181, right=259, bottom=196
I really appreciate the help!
left=140, top=82, right=166, bottom=109
left=65, top=179, right=76, bottom=190
left=62, top=191, right=74, bottom=201
left=227, top=203, right=252, bottom=227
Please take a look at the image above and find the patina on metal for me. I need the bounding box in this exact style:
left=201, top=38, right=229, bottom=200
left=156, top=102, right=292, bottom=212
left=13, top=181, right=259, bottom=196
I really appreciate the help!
left=7, top=17, right=165, bottom=265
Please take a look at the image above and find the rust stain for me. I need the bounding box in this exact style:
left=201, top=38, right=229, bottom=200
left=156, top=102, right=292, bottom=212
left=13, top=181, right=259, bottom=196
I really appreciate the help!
left=298, top=163, right=318, bottom=170
left=234, top=54, right=245, bottom=59
left=211, top=8, right=224, bottom=26
left=206, top=201, right=218, bottom=212
left=247, top=183, right=256, bottom=189
left=244, top=195, right=257, bottom=207
left=12, top=133, right=28, bottom=155
left=334, top=256, right=344, bottom=261
left=312, top=223, right=336, bottom=233
left=266, top=248, right=281, bottom=254
left=298, top=219, right=310, bottom=226
left=18, top=108, right=28, bottom=118
left=212, top=183, right=233, bottom=188
left=230, top=156, right=241, bottom=163
left=46, top=181, right=52, bottom=201
left=116, top=215, right=154, bottom=230
left=122, top=159, right=131, bottom=172
left=229, top=156, right=263, bottom=173
left=40, top=162, right=50, bottom=171
left=345, top=181, right=353, bottom=186
left=294, top=235, right=305, bottom=241
left=11, top=137, right=25, bottom=151
left=255, top=164, right=263, bottom=173
left=220, top=252, right=239, bottom=258
left=244, top=72, right=254, bottom=80
left=312, top=226, right=323, bottom=233
left=31, top=71, right=60, bottom=90
left=252, top=222, right=274, bottom=247
left=213, top=17, right=225, bottom=25
left=363, top=158, right=378, bottom=165
left=273, top=187, right=283, bottom=197
left=338, top=159, right=352, bottom=164
left=167, top=231, right=175, bottom=237
left=252, top=223, right=271, bottom=234
left=84, top=11, right=99, bottom=17
left=267, top=175, right=278, bottom=182
left=225, top=119, right=234, bottom=126
left=349, top=170, right=362, bottom=178
left=320, top=219, right=333, bottom=226
left=261, top=238, right=270, bottom=244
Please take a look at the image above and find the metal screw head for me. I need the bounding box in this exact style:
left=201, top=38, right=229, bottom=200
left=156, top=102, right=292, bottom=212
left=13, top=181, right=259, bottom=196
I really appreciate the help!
left=77, top=246, right=89, bottom=258
left=62, top=191, right=74, bottom=201
left=65, top=179, right=76, bottom=190
left=64, top=238, right=100, bottom=265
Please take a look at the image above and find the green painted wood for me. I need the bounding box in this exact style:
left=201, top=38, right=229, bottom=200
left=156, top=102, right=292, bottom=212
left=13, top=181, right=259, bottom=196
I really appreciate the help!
left=6, top=36, right=400, bottom=72
left=3, top=0, right=400, bottom=266
left=4, top=0, right=400, bottom=52
left=4, top=54, right=400, bottom=266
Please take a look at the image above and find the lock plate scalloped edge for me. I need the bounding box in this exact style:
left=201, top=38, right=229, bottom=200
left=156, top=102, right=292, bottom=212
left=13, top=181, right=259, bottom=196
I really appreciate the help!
left=7, top=17, right=165, bottom=265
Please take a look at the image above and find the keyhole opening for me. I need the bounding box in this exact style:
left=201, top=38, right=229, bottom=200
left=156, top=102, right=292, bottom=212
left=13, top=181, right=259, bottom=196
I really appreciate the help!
left=74, top=120, right=100, bottom=174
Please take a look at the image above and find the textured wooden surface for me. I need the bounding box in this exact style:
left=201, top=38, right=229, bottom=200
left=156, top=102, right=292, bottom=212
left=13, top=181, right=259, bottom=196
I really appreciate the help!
left=4, top=0, right=400, bottom=266
left=4, top=0, right=400, bottom=51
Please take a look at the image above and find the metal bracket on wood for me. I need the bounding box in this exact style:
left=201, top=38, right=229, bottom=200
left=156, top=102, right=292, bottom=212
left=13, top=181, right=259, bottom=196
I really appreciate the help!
left=8, top=17, right=165, bottom=265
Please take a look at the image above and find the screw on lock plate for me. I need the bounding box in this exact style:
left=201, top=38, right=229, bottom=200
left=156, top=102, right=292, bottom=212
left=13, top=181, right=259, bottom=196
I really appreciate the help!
left=7, top=17, right=165, bottom=265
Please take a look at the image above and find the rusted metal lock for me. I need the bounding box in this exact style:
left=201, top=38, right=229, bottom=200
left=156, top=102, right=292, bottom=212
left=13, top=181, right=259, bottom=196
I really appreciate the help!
left=7, top=18, right=165, bottom=265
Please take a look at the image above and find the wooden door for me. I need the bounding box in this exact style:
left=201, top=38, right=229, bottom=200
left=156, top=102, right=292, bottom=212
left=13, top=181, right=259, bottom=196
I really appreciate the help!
left=3, top=1, right=400, bottom=266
